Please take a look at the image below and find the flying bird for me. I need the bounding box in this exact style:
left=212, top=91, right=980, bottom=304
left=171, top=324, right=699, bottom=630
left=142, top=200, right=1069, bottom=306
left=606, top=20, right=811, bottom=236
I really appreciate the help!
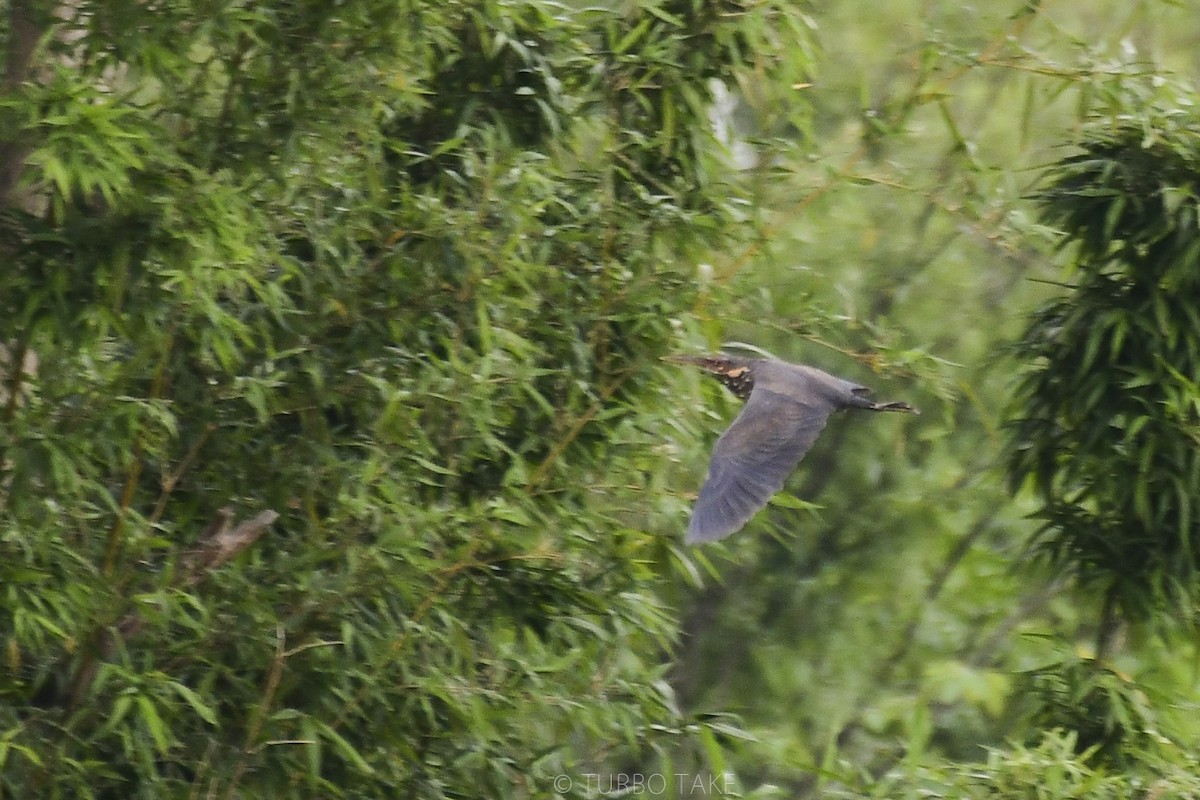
left=667, top=352, right=918, bottom=544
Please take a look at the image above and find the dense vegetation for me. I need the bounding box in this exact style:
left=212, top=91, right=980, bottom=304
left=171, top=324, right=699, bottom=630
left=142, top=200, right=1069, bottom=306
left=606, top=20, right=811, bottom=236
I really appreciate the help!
left=2, top=1, right=1199, bottom=797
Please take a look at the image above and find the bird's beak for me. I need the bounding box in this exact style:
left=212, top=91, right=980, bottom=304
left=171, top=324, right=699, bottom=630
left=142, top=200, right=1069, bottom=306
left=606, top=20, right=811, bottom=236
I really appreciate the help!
left=872, top=400, right=919, bottom=414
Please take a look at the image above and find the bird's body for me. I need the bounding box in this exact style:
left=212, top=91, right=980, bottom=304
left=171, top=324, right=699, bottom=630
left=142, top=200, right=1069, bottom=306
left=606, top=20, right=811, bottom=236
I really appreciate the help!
left=667, top=353, right=917, bottom=544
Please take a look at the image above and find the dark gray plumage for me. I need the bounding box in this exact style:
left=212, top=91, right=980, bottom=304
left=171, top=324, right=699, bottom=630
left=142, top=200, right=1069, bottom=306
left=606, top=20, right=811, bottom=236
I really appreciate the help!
left=667, top=353, right=918, bottom=544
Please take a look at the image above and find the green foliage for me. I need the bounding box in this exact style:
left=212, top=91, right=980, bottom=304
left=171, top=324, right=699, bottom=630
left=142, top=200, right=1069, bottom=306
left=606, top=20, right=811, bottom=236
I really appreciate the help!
left=1019, top=654, right=1163, bottom=767
left=0, top=0, right=813, bottom=797
left=870, top=729, right=1200, bottom=800
left=1008, top=101, right=1200, bottom=624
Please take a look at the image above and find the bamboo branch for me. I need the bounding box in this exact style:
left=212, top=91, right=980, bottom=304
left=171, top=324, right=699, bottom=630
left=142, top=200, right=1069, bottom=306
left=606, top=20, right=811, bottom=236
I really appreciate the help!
left=102, top=326, right=177, bottom=575
left=225, top=626, right=287, bottom=800
left=148, top=423, right=217, bottom=526
left=526, top=368, right=635, bottom=491
left=70, top=507, right=279, bottom=708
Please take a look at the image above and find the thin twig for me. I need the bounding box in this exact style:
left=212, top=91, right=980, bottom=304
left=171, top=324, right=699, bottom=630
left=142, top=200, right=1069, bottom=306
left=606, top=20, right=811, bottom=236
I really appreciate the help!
left=69, top=508, right=278, bottom=708
left=102, top=324, right=177, bottom=575
left=224, top=626, right=287, bottom=800
left=710, top=0, right=1042, bottom=290
left=869, top=510, right=1000, bottom=688
left=327, top=544, right=485, bottom=733
left=527, top=368, right=636, bottom=491
left=148, top=423, right=217, bottom=525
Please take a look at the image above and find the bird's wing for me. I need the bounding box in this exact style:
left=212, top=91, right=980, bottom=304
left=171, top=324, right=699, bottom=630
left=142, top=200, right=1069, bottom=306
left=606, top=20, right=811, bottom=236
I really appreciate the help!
left=687, top=389, right=834, bottom=543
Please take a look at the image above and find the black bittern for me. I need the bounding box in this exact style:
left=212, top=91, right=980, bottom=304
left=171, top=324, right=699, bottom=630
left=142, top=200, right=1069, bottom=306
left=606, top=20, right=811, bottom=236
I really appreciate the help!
left=667, top=353, right=918, bottom=544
